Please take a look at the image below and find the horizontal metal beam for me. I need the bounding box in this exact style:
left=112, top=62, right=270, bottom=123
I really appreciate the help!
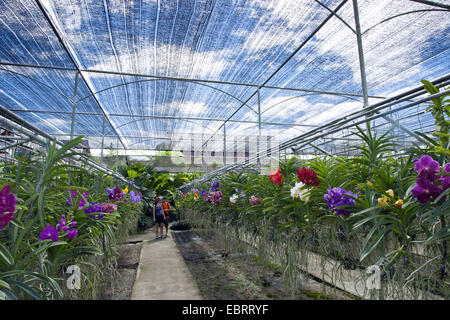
left=363, top=9, right=449, bottom=35
left=0, top=61, right=385, bottom=99
left=0, top=136, right=30, bottom=141
left=286, top=89, right=450, bottom=151
left=381, top=115, right=429, bottom=145
left=0, top=104, right=133, bottom=185
left=0, top=138, right=32, bottom=151
left=280, top=74, right=450, bottom=149
left=8, top=109, right=320, bottom=128
left=409, top=0, right=450, bottom=10
left=311, top=106, right=437, bottom=145
left=51, top=132, right=262, bottom=140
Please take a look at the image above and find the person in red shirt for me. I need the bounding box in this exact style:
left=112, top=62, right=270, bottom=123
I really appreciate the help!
left=161, top=197, right=172, bottom=238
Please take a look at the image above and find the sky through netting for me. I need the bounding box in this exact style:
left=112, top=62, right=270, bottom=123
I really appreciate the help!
left=0, top=0, right=449, bottom=156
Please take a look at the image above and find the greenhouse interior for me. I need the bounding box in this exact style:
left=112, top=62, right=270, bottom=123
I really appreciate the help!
left=0, top=0, right=449, bottom=302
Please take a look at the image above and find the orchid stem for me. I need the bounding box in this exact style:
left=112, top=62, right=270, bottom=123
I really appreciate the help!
left=440, top=216, right=447, bottom=280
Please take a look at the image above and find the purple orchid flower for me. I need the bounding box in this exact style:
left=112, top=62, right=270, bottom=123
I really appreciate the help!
left=129, top=190, right=141, bottom=203
left=413, top=155, right=441, bottom=181
left=66, top=229, right=78, bottom=240
left=412, top=179, right=443, bottom=204
left=0, top=185, right=18, bottom=229
left=324, top=187, right=358, bottom=215
left=40, top=225, right=59, bottom=242
left=442, top=163, right=450, bottom=191
left=249, top=196, right=261, bottom=206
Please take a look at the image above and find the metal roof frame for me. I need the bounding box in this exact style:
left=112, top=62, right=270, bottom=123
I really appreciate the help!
left=0, top=0, right=447, bottom=175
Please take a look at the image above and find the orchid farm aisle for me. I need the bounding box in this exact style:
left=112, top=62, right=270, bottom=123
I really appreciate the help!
left=0, top=0, right=449, bottom=302
left=130, top=228, right=202, bottom=300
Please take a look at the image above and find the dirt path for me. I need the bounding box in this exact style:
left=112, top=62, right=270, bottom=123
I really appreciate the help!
left=172, top=229, right=352, bottom=300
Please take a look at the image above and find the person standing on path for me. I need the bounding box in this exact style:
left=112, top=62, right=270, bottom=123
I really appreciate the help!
left=153, top=197, right=165, bottom=239
left=162, top=197, right=172, bottom=238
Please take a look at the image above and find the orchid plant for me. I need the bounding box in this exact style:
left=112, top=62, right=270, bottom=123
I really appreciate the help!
left=0, top=137, right=143, bottom=300
left=175, top=116, right=449, bottom=298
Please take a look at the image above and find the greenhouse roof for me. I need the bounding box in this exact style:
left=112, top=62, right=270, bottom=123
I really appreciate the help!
left=0, top=0, right=449, bottom=156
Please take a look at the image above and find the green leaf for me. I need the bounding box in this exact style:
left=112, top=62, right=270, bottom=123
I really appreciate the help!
left=361, top=222, right=380, bottom=250
left=13, top=216, right=38, bottom=256
left=37, top=186, right=47, bottom=228
left=16, top=242, right=58, bottom=269
left=404, top=183, right=417, bottom=200
left=411, top=131, right=438, bottom=146
left=0, top=279, right=11, bottom=290
left=421, top=79, right=439, bottom=95
left=6, top=280, right=41, bottom=300
left=360, top=227, right=391, bottom=262
left=1, top=288, right=17, bottom=300
left=25, top=272, right=64, bottom=298
left=53, top=246, right=102, bottom=266
left=423, top=198, right=450, bottom=221
left=352, top=212, right=386, bottom=229
left=0, top=243, right=14, bottom=265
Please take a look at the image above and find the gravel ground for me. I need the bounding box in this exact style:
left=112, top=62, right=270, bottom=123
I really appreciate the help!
left=172, top=229, right=351, bottom=300
left=99, top=242, right=142, bottom=300
left=99, top=229, right=354, bottom=300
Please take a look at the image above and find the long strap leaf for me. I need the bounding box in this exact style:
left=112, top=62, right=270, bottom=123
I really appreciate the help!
left=0, top=243, right=14, bottom=265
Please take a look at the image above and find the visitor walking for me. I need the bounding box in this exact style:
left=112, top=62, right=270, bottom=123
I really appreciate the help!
left=153, top=197, right=165, bottom=239
left=162, top=197, right=172, bottom=238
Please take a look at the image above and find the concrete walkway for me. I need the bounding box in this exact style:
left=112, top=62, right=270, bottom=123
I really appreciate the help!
left=131, top=229, right=202, bottom=300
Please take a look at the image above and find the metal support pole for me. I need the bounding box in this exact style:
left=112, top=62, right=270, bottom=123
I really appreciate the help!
left=100, top=118, right=105, bottom=164
left=351, top=0, right=426, bottom=145
left=115, top=138, right=119, bottom=172
left=0, top=137, right=30, bottom=141
left=257, top=87, right=262, bottom=135
left=257, top=87, right=262, bottom=166
left=352, top=0, right=369, bottom=108
left=223, top=124, right=227, bottom=166
left=70, top=72, right=80, bottom=140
